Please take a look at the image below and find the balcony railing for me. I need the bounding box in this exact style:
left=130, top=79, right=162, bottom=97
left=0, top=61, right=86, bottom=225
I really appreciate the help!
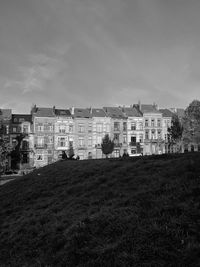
left=34, top=144, right=47, bottom=149
left=114, top=142, right=122, bottom=147
left=129, top=142, right=137, bottom=146
left=95, top=144, right=102, bottom=148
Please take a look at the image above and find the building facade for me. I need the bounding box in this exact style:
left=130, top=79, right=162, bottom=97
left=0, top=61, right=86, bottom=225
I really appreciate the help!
left=121, top=106, right=144, bottom=156
left=31, top=106, right=55, bottom=168
left=103, top=107, right=128, bottom=157
left=140, top=105, right=164, bottom=155
left=54, top=108, right=74, bottom=159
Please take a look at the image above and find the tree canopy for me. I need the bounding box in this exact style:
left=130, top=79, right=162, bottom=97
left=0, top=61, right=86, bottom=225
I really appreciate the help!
left=101, top=134, right=114, bottom=158
left=168, top=114, right=183, bottom=144
left=182, top=100, right=200, bottom=144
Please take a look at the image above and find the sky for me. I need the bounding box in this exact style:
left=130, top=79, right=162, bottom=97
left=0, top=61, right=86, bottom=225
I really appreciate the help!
left=0, top=0, right=200, bottom=113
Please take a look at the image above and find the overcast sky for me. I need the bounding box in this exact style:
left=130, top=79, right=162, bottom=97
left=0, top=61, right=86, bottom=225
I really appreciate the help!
left=0, top=0, right=200, bottom=113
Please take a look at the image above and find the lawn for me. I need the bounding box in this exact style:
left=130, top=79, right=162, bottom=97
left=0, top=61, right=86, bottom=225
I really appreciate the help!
left=0, top=153, right=200, bottom=266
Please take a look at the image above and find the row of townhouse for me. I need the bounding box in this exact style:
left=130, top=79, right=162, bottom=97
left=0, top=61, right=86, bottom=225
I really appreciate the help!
left=0, top=104, right=183, bottom=169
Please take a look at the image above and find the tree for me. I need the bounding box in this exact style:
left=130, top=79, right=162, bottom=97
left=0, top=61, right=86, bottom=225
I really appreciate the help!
left=182, top=100, right=200, bottom=147
left=101, top=134, right=114, bottom=158
left=68, top=141, right=75, bottom=159
left=10, top=134, right=25, bottom=170
left=0, top=137, right=12, bottom=173
left=168, top=114, right=183, bottom=152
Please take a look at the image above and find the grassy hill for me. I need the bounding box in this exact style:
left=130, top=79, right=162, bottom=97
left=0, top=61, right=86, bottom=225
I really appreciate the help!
left=0, top=153, right=200, bottom=267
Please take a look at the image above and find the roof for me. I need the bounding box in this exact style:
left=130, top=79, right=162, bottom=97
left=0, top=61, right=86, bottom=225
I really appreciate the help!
left=33, top=107, right=55, bottom=117
left=122, top=106, right=143, bottom=117
left=55, top=109, right=71, bottom=117
left=159, top=109, right=174, bottom=118
left=0, top=109, right=12, bottom=120
left=12, top=114, right=32, bottom=123
left=103, top=107, right=127, bottom=119
left=74, top=108, right=92, bottom=118
left=90, top=108, right=107, bottom=117
left=140, top=104, right=161, bottom=114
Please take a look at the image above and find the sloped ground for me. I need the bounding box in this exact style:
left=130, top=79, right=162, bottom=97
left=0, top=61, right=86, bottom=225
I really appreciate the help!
left=0, top=153, right=200, bottom=267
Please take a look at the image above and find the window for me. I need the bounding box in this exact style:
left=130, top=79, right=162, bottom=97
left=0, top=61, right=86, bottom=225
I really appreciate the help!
left=37, top=154, right=43, bottom=161
left=69, top=140, right=73, bottom=147
left=131, top=122, right=136, bottom=130
left=78, top=124, right=84, bottom=133
left=88, top=124, right=92, bottom=133
left=37, top=136, right=44, bottom=147
left=158, top=130, right=162, bottom=139
left=131, top=136, right=136, bottom=145
left=69, top=125, right=73, bottom=133
left=37, top=124, right=44, bottom=132
left=114, top=149, right=120, bottom=158
left=13, top=127, right=17, bottom=133
left=58, top=137, right=65, bottom=147
left=106, top=124, right=110, bottom=132
left=123, top=122, right=127, bottom=131
left=59, top=125, right=66, bottom=133
left=49, top=136, right=53, bottom=143
left=145, top=119, right=149, bottom=127
left=19, top=118, right=25, bottom=123
left=151, top=119, right=155, bottom=127
left=97, top=136, right=102, bottom=144
left=114, top=122, right=120, bottom=131
left=157, top=119, right=161, bottom=127
left=139, top=134, right=143, bottom=143
left=114, top=133, right=119, bottom=142
left=151, top=130, right=156, bottom=139
left=78, top=137, right=84, bottom=147
left=96, top=124, right=103, bottom=133
left=145, top=130, right=149, bottom=140
left=123, top=135, right=127, bottom=144
left=138, top=122, right=143, bottom=130
left=131, top=149, right=136, bottom=154
left=88, top=137, right=92, bottom=146
left=22, top=124, right=29, bottom=133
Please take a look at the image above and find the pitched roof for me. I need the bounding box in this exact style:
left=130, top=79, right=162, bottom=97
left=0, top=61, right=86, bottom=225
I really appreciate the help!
left=74, top=108, right=92, bottom=118
left=55, top=109, right=71, bottom=117
left=140, top=104, right=161, bottom=114
left=12, top=114, right=32, bottom=123
left=159, top=109, right=174, bottom=118
left=122, top=107, right=143, bottom=117
left=90, top=108, right=107, bottom=117
left=33, top=107, right=55, bottom=117
left=0, top=109, right=12, bottom=120
left=103, top=107, right=127, bottom=119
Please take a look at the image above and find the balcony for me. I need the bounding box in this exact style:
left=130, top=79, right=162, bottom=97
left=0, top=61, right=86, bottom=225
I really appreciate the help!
left=129, top=142, right=137, bottom=147
left=114, top=142, right=122, bottom=147
left=77, top=145, right=86, bottom=150
left=34, top=144, right=47, bottom=149
left=114, top=128, right=120, bottom=132
left=95, top=144, right=102, bottom=149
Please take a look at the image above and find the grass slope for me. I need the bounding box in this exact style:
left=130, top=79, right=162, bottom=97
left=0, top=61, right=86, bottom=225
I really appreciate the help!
left=0, top=154, right=200, bottom=267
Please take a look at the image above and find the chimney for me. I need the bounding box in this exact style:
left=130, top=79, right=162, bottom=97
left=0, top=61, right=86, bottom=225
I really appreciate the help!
left=71, top=106, right=74, bottom=115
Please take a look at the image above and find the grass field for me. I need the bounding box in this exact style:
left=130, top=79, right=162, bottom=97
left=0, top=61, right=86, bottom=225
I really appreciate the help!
left=0, top=153, right=200, bottom=266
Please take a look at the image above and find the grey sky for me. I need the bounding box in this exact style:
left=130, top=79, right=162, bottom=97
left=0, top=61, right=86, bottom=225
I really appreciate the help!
left=0, top=0, right=200, bottom=113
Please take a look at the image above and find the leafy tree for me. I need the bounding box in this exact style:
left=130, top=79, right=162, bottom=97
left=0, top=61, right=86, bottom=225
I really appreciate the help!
left=182, top=100, right=200, bottom=146
left=101, top=134, right=114, bottom=158
left=168, top=114, right=183, bottom=152
left=68, top=142, right=75, bottom=159
left=10, top=134, right=25, bottom=170
left=0, top=137, right=12, bottom=173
